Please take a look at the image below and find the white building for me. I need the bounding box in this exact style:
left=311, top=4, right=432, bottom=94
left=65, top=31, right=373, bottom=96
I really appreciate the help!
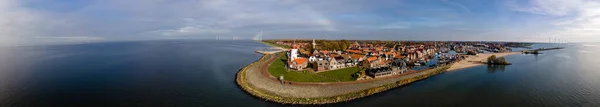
left=289, top=46, right=299, bottom=62
left=308, top=56, right=317, bottom=62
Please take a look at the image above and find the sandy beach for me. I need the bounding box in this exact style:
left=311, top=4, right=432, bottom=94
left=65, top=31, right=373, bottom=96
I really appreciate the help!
left=447, top=52, right=520, bottom=71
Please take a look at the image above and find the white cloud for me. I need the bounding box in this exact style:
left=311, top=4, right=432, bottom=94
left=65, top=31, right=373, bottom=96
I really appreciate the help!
left=510, top=0, right=600, bottom=42
left=143, top=0, right=337, bottom=36
left=1, top=0, right=340, bottom=46
left=0, top=0, right=40, bottom=46
left=33, top=36, right=105, bottom=41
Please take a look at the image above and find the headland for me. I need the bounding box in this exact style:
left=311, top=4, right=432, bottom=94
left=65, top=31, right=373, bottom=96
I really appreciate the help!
left=237, top=40, right=528, bottom=104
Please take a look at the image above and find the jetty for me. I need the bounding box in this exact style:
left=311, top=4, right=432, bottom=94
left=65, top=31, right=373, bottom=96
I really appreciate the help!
left=521, top=47, right=564, bottom=54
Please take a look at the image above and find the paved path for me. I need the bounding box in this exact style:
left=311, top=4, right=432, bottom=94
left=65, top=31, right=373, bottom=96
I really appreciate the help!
left=243, top=54, right=444, bottom=98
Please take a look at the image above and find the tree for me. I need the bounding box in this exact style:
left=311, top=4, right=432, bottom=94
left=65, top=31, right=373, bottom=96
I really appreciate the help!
left=331, top=43, right=341, bottom=51
left=467, top=50, right=477, bottom=55
left=351, top=71, right=362, bottom=80
left=361, top=60, right=371, bottom=69
left=495, top=57, right=509, bottom=65
left=487, top=55, right=497, bottom=64
left=487, top=55, right=510, bottom=65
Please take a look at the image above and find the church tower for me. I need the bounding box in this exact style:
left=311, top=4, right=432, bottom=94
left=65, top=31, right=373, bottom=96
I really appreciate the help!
left=312, top=39, right=316, bottom=49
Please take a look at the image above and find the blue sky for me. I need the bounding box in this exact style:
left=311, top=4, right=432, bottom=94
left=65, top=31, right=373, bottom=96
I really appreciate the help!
left=1, top=0, right=599, bottom=46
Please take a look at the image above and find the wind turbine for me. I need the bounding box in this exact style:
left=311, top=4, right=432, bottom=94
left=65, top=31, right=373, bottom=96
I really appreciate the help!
left=253, top=30, right=263, bottom=41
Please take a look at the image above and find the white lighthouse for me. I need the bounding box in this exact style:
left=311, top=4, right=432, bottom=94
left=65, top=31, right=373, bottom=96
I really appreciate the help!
left=289, top=45, right=299, bottom=62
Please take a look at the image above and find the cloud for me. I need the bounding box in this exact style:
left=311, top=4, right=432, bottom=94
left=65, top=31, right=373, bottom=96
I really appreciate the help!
left=509, top=0, right=581, bottom=16
left=509, top=0, right=600, bottom=42
left=6, top=0, right=596, bottom=45
left=33, top=36, right=105, bottom=41
left=441, top=0, right=472, bottom=13
left=0, top=0, right=41, bottom=46
left=1, top=0, right=341, bottom=46
left=141, top=0, right=338, bottom=36
left=158, top=18, right=231, bottom=36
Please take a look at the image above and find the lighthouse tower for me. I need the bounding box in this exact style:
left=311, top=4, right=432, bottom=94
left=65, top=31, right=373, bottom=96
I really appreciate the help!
left=289, top=45, right=299, bottom=62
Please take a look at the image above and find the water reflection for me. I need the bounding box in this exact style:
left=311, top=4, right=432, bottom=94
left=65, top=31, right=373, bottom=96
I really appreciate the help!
left=486, top=65, right=506, bottom=73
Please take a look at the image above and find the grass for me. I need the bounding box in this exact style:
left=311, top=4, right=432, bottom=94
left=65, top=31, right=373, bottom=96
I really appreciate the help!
left=262, top=41, right=291, bottom=49
left=317, top=67, right=361, bottom=82
left=267, top=53, right=361, bottom=82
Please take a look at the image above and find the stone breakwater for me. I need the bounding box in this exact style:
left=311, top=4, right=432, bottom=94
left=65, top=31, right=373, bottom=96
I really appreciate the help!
left=236, top=54, right=451, bottom=105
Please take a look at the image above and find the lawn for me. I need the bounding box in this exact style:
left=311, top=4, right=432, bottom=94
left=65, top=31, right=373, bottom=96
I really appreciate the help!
left=317, top=67, right=361, bottom=82
left=262, top=41, right=291, bottom=49
left=267, top=53, right=361, bottom=82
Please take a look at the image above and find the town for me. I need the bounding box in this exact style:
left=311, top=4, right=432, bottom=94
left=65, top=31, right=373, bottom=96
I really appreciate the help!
left=260, top=39, right=520, bottom=82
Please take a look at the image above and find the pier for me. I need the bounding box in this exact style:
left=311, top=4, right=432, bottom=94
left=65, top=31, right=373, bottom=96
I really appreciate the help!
left=521, top=47, right=565, bottom=54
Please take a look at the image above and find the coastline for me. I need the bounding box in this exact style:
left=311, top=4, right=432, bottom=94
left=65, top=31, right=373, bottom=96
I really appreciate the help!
left=236, top=54, right=450, bottom=104
left=447, top=52, right=520, bottom=71
left=235, top=41, right=520, bottom=104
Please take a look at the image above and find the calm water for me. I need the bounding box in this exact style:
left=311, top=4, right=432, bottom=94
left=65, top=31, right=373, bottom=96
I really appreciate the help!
left=0, top=40, right=599, bottom=107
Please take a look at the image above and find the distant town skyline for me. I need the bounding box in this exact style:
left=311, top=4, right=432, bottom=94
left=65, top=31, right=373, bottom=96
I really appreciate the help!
left=1, top=0, right=599, bottom=46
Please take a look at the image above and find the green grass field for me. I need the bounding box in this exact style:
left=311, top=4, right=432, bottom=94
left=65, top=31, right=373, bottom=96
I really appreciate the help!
left=262, top=41, right=291, bottom=49
left=317, top=67, right=361, bottom=82
left=267, top=53, right=361, bottom=82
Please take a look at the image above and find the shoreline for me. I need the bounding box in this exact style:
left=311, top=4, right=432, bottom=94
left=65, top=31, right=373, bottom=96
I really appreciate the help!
left=235, top=41, right=520, bottom=104
left=236, top=53, right=450, bottom=104
left=447, top=52, right=520, bottom=71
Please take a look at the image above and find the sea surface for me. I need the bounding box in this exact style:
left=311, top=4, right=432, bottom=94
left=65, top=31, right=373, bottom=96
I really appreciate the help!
left=0, top=40, right=599, bottom=107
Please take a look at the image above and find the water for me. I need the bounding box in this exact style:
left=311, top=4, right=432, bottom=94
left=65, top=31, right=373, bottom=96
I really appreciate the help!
left=0, top=40, right=273, bottom=107
left=0, top=40, right=599, bottom=107
left=335, top=43, right=600, bottom=107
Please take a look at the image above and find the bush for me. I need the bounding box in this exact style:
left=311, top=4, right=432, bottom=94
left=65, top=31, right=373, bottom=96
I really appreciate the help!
left=487, top=55, right=510, bottom=65
left=466, top=50, right=477, bottom=55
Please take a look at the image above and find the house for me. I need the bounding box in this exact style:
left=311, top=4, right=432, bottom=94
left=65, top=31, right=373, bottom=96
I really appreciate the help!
left=367, top=56, right=389, bottom=68
left=334, top=56, right=346, bottom=69
left=288, top=57, right=308, bottom=71
left=417, top=51, right=423, bottom=58
left=345, top=58, right=355, bottom=67
left=328, top=58, right=340, bottom=70
left=314, top=60, right=329, bottom=71
left=366, top=67, right=394, bottom=78
left=351, top=54, right=365, bottom=62
left=350, top=54, right=364, bottom=65
left=308, top=56, right=318, bottom=62
left=391, top=59, right=408, bottom=74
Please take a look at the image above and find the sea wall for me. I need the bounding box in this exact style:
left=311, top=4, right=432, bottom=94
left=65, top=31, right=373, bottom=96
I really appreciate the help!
left=236, top=54, right=450, bottom=105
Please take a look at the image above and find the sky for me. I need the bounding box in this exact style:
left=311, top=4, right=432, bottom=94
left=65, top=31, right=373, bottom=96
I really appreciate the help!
left=1, top=0, right=599, bottom=46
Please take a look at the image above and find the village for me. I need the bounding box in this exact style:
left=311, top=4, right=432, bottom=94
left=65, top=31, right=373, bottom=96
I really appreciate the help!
left=261, top=40, right=516, bottom=82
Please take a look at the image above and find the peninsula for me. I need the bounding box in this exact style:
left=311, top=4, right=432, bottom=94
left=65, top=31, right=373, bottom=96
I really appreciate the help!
left=237, top=40, right=525, bottom=104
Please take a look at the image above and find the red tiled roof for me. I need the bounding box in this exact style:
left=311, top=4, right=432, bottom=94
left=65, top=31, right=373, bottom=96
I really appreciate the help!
left=295, top=58, right=307, bottom=65
left=394, top=54, right=405, bottom=58
left=347, top=50, right=361, bottom=53
left=320, top=50, right=331, bottom=55
left=351, top=54, right=364, bottom=59
left=367, top=57, right=377, bottom=62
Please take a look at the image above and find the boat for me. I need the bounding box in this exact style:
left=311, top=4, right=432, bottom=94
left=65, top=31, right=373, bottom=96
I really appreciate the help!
left=414, top=63, right=421, bottom=66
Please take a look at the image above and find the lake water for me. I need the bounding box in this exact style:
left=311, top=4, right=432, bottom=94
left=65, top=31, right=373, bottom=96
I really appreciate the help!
left=0, top=40, right=599, bottom=107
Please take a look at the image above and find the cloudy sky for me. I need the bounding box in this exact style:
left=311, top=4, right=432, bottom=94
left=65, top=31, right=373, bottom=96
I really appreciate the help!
left=1, top=0, right=599, bottom=46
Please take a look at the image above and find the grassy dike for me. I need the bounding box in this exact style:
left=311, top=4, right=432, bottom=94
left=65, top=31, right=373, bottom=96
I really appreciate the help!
left=236, top=53, right=451, bottom=105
